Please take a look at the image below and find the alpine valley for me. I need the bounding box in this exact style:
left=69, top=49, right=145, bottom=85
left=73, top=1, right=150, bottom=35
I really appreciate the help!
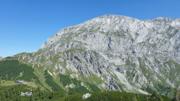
left=0, top=15, right=180, bottom=101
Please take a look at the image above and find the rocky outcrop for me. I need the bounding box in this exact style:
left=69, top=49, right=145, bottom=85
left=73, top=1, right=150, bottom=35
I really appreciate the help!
left=16, top=15, right=180, bottom=97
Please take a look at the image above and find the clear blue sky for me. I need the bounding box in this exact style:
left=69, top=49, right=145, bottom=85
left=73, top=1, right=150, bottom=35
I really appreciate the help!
left=0, top=0, right=180, bottom=57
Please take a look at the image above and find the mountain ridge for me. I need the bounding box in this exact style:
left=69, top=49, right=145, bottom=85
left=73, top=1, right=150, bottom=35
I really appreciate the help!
left=1, top=15, right=180, bottom=99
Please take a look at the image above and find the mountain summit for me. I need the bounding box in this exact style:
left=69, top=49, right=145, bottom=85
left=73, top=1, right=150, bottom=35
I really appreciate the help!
left=3, top=15, right=180, bottom=98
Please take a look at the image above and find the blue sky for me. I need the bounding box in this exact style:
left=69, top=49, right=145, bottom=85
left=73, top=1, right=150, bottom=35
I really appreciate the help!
left=0, top=0, right=180, bottom=57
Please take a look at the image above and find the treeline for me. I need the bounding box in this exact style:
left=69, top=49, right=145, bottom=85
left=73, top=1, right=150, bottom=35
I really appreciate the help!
left=64, top=91, right=172, bottom=101
left=0, top=85, right=176, bottom=101
left=0, top=85, right=61, bottom=101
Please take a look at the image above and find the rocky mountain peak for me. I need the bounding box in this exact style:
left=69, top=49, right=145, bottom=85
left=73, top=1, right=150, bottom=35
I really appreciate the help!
left=42, top=15, right=142, bottom=48
left=16, top=15, right=180, bottom=97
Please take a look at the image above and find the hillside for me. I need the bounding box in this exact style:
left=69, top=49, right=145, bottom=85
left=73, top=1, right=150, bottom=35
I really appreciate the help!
left=0, top=15, right=180, bottom=100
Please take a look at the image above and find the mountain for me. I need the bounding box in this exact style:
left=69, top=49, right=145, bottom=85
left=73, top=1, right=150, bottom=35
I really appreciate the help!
left=0, top=15, right=180, bottom=100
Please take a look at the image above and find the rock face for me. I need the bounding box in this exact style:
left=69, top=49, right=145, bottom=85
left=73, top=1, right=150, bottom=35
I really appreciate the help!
left=16, top=15, right=180, bottom=97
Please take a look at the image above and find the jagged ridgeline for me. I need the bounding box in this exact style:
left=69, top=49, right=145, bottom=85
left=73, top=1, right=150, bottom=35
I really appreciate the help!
left=0, top=15, right=180, bottom=101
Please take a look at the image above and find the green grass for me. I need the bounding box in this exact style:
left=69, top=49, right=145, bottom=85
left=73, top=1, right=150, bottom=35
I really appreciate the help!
left=0, top=83, right=173, bottom=101
left=0, top=60, right=37, bottom=81
left=59, top=74, right=89, bottom=94
left=44, top=70, right=64, bottom=93
left=63, top=91, right=171, bottom=101
left=0, top=85, right=60, bottom=101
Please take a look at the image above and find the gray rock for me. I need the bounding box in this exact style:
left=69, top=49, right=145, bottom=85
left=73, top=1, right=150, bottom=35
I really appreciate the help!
left=16, top=15, right=180, bottom=96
